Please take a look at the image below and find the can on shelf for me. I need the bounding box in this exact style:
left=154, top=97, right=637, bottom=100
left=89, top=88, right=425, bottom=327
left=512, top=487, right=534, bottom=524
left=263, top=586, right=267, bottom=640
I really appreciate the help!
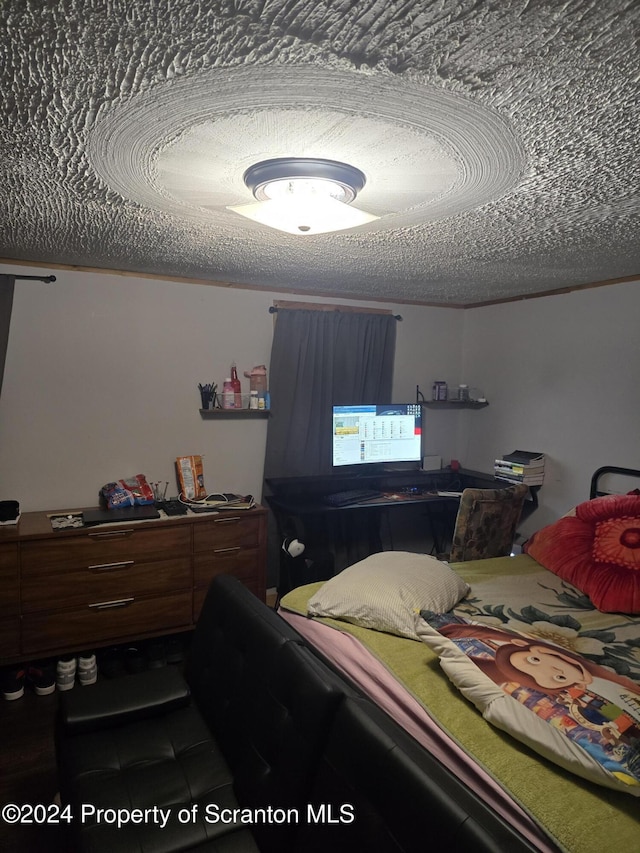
left=432, top=381, right=448, bottom=401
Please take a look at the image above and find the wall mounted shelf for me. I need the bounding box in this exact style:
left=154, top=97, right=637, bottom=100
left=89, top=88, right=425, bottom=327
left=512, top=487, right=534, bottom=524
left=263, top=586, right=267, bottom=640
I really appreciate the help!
left=421, top=401, right=489, bottom=410
left=199, top=408, right=270, bottom=418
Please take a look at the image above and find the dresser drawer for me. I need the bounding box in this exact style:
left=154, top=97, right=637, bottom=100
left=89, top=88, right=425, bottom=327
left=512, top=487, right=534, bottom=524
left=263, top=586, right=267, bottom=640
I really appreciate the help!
left=22, top=590, right=193, bottom=655
left=10, top=506, right=268, bottom=663
left=0, top=541, right=18, bottom=570
left=193, top=514, right=262, bottom=552
left=21, top=555, right=191, bottom=613
left=193, top=548, right=261, bottom=589
left=0, top=543, right=19, bottom=616
left=0, top=616, right=20, bottom=658
left=21, top=525, right=191, bottom=572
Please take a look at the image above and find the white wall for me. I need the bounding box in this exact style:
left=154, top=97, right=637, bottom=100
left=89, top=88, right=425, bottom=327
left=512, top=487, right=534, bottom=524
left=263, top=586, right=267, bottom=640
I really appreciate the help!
left=459, top=279, right=640, bottom=534
left=4, top=263, right=636, bottom=537
left=0, top=265, right=463, bottom=511
left=392, top=303, right=464, bottom=466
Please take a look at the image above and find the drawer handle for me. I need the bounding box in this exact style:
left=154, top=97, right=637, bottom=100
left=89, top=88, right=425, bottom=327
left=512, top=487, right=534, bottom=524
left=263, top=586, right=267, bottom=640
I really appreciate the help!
left=88, top=529, right=135, bottom=539
left=214, top=516, right=241, bottom=525
left=88, top=560, right=135, bottom=572
left=88, top=597, right=134, bottom=610
left=213, top=546, right=241, bottom=555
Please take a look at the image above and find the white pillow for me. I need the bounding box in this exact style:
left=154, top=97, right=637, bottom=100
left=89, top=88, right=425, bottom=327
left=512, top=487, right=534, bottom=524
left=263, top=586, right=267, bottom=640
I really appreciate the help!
left=307, top=551, right=470, bottom=639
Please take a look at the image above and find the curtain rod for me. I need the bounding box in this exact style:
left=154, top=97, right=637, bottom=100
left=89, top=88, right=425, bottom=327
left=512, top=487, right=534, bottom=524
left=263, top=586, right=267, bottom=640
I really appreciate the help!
left=268, top=306, right=402, bottom=320
left=14, top=275, right=56, bottom=282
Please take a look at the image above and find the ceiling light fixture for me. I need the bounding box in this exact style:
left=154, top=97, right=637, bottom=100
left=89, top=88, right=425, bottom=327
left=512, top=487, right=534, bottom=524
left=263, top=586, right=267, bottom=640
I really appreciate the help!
left=227, top=157, right=379, bottom=235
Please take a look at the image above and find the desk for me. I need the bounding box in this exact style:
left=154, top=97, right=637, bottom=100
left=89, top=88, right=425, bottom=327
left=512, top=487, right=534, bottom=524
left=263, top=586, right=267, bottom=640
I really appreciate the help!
left=265, top=469, right=538, bottom=594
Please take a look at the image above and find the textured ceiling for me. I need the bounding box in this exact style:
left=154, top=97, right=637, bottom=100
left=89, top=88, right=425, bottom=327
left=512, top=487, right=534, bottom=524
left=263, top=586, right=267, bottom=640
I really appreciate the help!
left=1, top=0, right=639, bottom=306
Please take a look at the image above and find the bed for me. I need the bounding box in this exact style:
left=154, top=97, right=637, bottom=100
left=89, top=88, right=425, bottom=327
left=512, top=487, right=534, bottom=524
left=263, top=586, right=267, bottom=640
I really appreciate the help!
left=278, top=467, right=640, bottom=853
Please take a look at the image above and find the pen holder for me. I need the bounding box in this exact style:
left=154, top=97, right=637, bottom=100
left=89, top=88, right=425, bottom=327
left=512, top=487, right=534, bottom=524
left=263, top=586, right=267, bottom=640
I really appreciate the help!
left=199, top=390, right=218, bottom=409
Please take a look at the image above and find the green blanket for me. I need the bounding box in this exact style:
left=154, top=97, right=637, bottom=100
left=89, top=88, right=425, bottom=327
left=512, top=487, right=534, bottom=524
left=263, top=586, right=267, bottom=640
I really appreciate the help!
left=281, top=555, right=640, bottom=853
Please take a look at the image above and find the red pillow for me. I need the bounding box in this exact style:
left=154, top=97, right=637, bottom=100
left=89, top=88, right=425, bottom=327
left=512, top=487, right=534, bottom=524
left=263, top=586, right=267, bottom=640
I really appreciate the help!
left=524, top=495, right=640, bottom=613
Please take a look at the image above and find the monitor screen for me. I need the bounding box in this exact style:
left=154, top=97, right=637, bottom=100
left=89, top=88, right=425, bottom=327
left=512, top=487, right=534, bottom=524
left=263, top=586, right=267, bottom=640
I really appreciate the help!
left=332, top=404, right=423, bottom=468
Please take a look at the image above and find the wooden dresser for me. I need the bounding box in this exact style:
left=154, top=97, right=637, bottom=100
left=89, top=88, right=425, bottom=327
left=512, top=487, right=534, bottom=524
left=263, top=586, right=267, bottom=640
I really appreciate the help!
left=0, top=505, right=267, bottom=664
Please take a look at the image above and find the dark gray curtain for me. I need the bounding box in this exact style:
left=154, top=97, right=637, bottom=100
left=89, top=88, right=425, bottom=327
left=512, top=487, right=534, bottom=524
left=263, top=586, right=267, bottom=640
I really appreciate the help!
left=0, top=275, right=15, bottom=398
left=264, top=309, right=397, bottom=478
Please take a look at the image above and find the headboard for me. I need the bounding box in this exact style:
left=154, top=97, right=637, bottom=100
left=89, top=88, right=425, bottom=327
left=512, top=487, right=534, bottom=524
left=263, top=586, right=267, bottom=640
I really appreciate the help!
left=589, top=466, right=640, bottom=499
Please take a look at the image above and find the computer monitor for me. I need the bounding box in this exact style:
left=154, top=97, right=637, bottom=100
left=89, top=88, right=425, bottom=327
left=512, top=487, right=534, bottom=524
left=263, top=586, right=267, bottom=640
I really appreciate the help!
left=332, top=404, right=423, bottom=469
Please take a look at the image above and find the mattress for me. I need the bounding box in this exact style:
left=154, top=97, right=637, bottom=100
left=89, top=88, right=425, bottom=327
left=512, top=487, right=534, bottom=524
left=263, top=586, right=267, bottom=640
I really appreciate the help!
left=279, top=554, right=640, bottom=853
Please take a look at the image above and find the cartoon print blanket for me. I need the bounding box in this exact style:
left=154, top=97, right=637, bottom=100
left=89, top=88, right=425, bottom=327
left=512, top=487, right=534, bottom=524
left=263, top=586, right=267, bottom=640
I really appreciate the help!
left=416, top=612, right=640, bottom=795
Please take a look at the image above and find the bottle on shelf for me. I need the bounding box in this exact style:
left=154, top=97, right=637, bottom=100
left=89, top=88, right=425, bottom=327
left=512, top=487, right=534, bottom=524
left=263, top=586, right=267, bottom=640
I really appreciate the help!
left=222, top=378, right=235, bottom=409
left=244, top=364, right=268, bottom=396
left=230, top=362, right=242, bottom=408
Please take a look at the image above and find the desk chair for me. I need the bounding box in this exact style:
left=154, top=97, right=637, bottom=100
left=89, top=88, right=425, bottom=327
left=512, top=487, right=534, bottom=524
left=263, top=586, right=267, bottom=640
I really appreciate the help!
left=447, top=484, right=529, bottom=562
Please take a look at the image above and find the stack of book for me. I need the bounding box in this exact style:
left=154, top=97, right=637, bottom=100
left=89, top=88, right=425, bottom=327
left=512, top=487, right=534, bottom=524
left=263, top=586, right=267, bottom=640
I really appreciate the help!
left=494, top=450, right=545, bottom=485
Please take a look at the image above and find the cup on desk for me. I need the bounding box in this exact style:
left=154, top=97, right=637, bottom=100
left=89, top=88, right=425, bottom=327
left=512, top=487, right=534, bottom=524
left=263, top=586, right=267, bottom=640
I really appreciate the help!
left=450, top=459, right=460, bottom=472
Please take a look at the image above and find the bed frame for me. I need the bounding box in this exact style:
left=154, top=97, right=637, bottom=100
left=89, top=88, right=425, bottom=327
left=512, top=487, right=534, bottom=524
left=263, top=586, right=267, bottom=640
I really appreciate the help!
left=589, top=465, right=640, bottom=498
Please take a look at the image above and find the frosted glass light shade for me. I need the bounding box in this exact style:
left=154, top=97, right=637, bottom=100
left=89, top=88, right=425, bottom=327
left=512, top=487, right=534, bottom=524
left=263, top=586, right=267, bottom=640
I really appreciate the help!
left=228, top=195, right=378, bottom=235
left=228, top=158, right=378, bottom=234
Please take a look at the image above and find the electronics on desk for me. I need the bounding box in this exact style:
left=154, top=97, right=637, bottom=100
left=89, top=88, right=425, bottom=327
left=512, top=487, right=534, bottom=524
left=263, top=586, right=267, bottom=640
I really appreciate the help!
left=182, top=493, right=256, bottom=512
left=0, top=499, right=20, bottom=525
left=324, top=488, right=382, bottom=507
left=157, top=495, right=256, bottom=515
left=332, top=403, right=422, bottom=469
left=156, top=499, right=188, bottom=516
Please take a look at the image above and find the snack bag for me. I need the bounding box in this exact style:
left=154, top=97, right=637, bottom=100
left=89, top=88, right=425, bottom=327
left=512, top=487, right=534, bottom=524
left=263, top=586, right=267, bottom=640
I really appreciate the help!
left=100, top=482, right=134, bottom=509
left=100, top=474, right=154, bottom=508
left=175, top=455, right=206, bottom=500
left=120, top=474, right=155, bottom=505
